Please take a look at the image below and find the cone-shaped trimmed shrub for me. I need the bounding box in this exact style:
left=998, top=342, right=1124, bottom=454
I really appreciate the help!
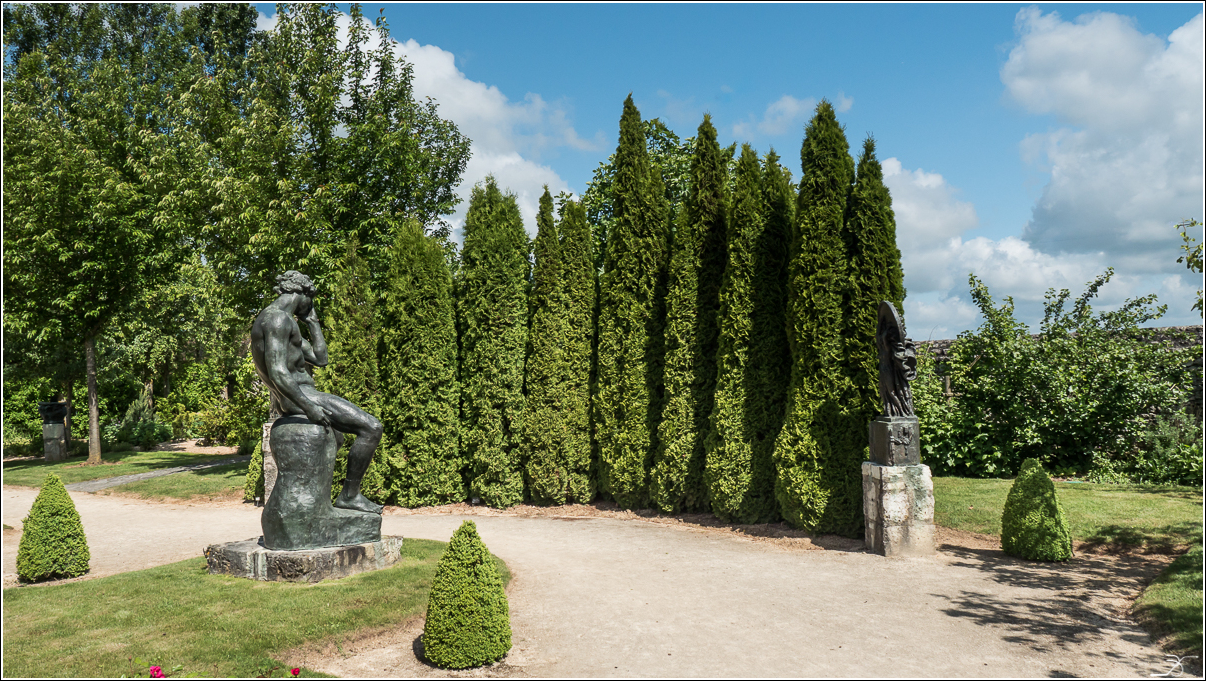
left=17, top=473, right=90, bottom=582
left=651, top=113, right=727, bottom=514
left=380, top=220, right=465, bottom=507
left=458, top=177, right=529, bottom=508
left=596, top=95, right=670, bottom=508
left=774, top=100, right=862, bottom=536
left=422, top=520, right=512, bottom=669
left=706, top=143, right=778, bottom=523
left=1001, top=458, right=1073, bottom=561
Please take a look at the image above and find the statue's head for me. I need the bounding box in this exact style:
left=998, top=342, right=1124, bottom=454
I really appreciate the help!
left=274, top=271, right=317, bottom=314
left=274, top=271, right=316, bottom=298
left=894, top=338, right=917, bottom=382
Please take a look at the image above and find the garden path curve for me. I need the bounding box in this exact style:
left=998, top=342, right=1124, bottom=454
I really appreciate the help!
left=2, top=485, right=1175, bottom=678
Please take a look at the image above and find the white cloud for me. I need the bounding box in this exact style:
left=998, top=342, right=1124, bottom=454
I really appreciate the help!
left=254, top=8, right=595, bottom=237
left=834, top=91, right=854, bottom=113
left=1002, top=9, right=1204, bottom=269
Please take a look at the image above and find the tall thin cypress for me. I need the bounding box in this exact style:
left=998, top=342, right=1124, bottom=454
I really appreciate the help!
left=458, top=177, right=529, bottom=508
left=651, top=114, right=727, bottom=513
left=746, top=149, right=794, bottom=516
left=315, top=238, right=389, bottom=503
left=595, top=95, right=669, bottom=508
left=559, top=197, right=596, bottom=503
left=378, top=221, right=464, bottom=506
left=522, top=188, right=572, bottom=504
left=774, top=100, right=863, bottom=536
left=705, top=143, right=777, bottom=523
left=841, top=137, right=906, bottom=460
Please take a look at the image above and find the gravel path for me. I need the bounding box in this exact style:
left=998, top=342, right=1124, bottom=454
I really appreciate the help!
left=63, top=456, right=252, bottom=492
left=1, top=485, right=1177, bottom=678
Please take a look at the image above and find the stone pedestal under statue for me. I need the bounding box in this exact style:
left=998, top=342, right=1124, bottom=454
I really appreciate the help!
left=206, top=535, right=402, bottom=583
left=38, top=402, right=69, bottom=462
left=862, top=461, right=935, bottom=557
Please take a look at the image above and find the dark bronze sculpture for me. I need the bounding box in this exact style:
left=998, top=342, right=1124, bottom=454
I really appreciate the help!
left=250, top=271, right=384, bottom=550
left=868, top=301, right=920, bottom=466
left=876, top=301, right=917, bottom=418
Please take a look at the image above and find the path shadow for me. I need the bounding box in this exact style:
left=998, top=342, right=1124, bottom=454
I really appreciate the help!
left=934, top=543, right=1167, bottom=657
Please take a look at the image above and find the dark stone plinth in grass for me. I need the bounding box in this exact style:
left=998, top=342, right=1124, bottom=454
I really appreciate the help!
left=205, top=535, right=403, bottom=583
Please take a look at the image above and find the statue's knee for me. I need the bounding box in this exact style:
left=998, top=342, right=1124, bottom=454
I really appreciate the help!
left=368, top=417, right=383, bottom=440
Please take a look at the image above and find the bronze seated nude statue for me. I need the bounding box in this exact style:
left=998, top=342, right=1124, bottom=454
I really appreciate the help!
left=250, top=270, right=384, bottom=550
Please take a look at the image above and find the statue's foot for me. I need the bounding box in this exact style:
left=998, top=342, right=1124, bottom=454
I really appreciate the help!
left=334, top=490, right=384, bottom=515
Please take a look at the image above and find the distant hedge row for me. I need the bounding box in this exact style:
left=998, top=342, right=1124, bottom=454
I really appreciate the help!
left=261, top=96, right=903, bottom=537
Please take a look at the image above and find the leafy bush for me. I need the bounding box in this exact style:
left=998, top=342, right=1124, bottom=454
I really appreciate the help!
left=422, top=520, right=511, bottom=669
left=1001, top=458, right=1072, bottom=562
left=916, top=271, right=1196, bottom=478
left=242, top=440, right=264, bottom=503
left=1128, top=413, right=1203, bottom=485
left=17, top=473, right=91, bottom=582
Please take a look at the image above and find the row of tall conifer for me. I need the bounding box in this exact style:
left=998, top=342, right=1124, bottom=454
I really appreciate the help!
left=311, top=96, right=903, bottom=536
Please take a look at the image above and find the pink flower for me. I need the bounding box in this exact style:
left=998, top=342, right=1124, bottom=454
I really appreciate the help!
left=149, top=666, right=164, bottom=679
left=291, top=669, right=300, bottom=677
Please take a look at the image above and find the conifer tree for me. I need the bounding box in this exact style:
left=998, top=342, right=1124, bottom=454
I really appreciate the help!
left=315, top=239, right=390, bottom=504
left=458, top=177, right=529, bottom=507
left=378, top=221, right=464, bottom=507
left=705, top=143, right=778, bottom=523
left=558, top=197, right=596, bottom=503
left=841, top=137, right=906, bottom=463
left=595, top=95, right=670, bottom=508
left=774, top=100, right=863, bottom=536
left=746, top=150, right=794, bottom=516
left=523, top=188, right=573, bottom=504
left=651, top=114, right=727, bottom=513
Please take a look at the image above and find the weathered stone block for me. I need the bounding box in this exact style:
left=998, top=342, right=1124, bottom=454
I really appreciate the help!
left=205, top=535, right=403, bottom=582
left=862, top=462, right=935, bottom=557
left=868, top=416, right=920, bottom=466
left=260, top=420, right=277, bottom=507
left=41, top=423, right=67, bottom=462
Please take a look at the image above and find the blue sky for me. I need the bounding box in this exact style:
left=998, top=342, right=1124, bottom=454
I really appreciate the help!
left=256, top=3, right=1204, bottom=338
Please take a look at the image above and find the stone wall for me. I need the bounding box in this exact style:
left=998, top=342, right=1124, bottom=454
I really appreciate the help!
left=916, top=325, right=1204, bottom=420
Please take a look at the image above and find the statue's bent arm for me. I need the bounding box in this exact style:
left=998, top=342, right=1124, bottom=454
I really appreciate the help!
left=299, top=310, right=329, bottom=368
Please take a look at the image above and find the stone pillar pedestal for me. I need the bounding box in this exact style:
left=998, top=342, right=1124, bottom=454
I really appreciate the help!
left=38, top=401, right=69, bottom=462
left=41, top=423, right=67, bottom=462
left=862, top=462, right=935, bottom=557
left=259, top=420, right=278, bottom=507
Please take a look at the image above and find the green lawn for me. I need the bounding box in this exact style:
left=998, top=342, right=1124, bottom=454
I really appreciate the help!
left=934, top=476, right=1203, bottom=658
left=933, top=477, right=1202, bottom=551
left=102, top=462, right=250, bottom=500
left=2, top=449, right=241, bottom=489
left=2, top=538, right=511, bottom=678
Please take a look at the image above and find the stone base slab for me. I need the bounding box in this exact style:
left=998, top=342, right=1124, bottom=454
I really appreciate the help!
left=205, top=535, right=403, bottom=582
left=862, top=462, right=935, bottom=557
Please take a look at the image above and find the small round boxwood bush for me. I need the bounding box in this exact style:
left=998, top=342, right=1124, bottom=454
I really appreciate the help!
left=422, top=520, right=511, bottom=668
left=17, top=473, right=91, bottom=582
left=1001, top=458, right=1073, bottom=561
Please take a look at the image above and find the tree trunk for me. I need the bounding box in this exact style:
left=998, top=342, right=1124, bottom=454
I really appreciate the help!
left=86, top=335, right=102, bottom=464
left=144, top=379, right=154, bottom=416
left=63, top=379, right=74, bottom=448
